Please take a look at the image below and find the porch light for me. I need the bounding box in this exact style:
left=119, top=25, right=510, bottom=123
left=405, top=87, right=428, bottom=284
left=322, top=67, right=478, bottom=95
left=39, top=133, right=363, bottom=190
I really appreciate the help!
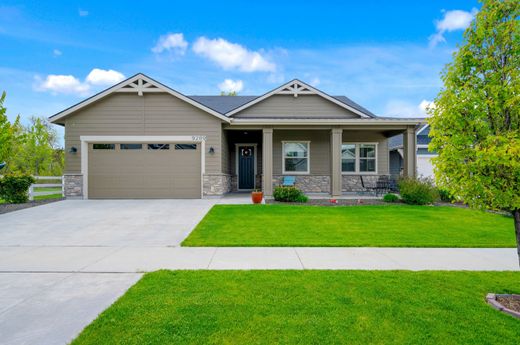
left=69, top=146, right=78, bottom=154
left=208, top=147, right=215, bottom=154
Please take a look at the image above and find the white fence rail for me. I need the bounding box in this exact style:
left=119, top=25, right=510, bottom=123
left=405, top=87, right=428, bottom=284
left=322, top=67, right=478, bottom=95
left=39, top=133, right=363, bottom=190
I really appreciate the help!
left=29, top=176, right=64, bottom=201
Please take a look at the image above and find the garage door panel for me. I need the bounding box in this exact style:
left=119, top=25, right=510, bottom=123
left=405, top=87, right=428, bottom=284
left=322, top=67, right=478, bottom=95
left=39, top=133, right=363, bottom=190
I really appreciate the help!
left=88, top=143, right=201, bottom=199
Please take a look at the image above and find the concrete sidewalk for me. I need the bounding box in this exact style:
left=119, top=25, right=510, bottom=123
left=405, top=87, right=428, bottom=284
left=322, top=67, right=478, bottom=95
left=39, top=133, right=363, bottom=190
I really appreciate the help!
left=1, top=246, right=518, bottom=272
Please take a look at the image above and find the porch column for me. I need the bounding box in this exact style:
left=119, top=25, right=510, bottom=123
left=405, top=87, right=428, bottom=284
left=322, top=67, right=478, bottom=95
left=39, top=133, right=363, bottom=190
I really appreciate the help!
left=262, top=128, right=273, bottom=197
left=403, top=126, right=417, bottom=177
left=330, top=128, right=343, bottom=197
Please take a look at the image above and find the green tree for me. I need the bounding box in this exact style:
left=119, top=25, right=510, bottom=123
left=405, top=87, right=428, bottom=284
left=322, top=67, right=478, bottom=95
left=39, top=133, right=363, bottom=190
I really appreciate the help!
left=429, top=0, right=520, bottom=264
left=0, top=91, right=23, bottom=173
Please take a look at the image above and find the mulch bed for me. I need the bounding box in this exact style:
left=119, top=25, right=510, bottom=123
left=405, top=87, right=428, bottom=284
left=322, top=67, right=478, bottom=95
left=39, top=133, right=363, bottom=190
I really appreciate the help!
left=486, top=293, right=520, bottom=319
left=0, top=198, right=65, bottom=214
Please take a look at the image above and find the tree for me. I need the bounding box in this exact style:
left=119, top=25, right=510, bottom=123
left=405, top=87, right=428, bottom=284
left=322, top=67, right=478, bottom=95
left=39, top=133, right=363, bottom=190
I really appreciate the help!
left=428, top=0, right=520, bottom=264
left=0, top=91, right=23, bottom=173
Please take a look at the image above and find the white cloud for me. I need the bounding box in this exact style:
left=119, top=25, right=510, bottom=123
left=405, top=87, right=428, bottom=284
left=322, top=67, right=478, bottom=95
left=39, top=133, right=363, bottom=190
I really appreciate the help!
left=310, top=77, right=320, bottom=87
left=78, top=9, right=89, bottom=17
left=193, top=37, right=276, bottom=72
left=35, top=68, right=125, bottom=95
left=384, top=99, right=434, bottom=118
left=429, top=9, right=477, bottom=47
left=35, top=74, right=90, bottom=95
left=152, top=33, right=188, bottom=55
left=218, top=79, right=244, bottom=93
left=86, top=68, right=125, bottom=85
left=52, top=49, right=62, bottom=57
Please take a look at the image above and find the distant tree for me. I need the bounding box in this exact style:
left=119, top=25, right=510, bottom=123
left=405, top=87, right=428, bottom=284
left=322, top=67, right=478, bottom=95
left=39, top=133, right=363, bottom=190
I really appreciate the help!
left=428, top=0, right=520, bottom=264
left=220, top=91, right=237, bottom=96
left=0, top=91, right=23, bottom=173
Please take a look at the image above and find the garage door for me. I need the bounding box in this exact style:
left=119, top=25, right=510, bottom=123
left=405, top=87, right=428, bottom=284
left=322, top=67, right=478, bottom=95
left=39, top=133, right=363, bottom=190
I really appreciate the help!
left=88, top=142, right=201, bottom=199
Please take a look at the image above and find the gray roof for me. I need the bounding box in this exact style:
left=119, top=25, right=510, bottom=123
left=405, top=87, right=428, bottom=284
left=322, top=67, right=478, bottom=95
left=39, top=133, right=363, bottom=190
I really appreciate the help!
left=188, top=95, right=377, bottom=117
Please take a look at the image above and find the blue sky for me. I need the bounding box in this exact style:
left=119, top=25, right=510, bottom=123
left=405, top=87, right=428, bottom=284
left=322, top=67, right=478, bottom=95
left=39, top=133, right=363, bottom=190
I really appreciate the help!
left=1, top=0, right=479, bottom=142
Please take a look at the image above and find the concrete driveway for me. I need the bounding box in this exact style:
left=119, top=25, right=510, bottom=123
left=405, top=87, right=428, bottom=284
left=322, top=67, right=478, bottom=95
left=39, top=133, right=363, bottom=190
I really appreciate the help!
left=0, top=199, right=217, bottom=247
left=0, top=199, right=217, bottom=345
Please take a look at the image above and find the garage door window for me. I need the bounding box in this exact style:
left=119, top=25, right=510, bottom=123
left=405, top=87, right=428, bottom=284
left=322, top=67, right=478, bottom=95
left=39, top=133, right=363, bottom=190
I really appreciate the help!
left=175, top=144, right=197, bottom=150
left=148, top=144, right=170, bottom=150
left=120, top=144, right=142, bottom=150
left=93, top=144, right=115, bottom=150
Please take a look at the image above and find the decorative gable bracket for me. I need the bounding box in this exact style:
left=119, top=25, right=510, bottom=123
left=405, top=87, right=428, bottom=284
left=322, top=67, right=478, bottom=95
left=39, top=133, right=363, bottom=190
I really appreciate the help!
left=115, top=78, right=163, bottom=96
left=277, top=81, right=315, bottom=98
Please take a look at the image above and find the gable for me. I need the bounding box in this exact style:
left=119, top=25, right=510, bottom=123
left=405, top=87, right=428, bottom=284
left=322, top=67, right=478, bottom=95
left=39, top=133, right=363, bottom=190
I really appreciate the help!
left=227, top=79, right=373, bottom=119
left=232, top=94, right=362, bottom=118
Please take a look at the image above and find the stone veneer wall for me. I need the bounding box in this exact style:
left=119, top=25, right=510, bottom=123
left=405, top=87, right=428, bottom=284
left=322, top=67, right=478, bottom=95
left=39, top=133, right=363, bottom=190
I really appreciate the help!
left=63, top=174, right=83, bottom=198
left=203, top=174, right=232, bottom=196
left=342, top=175, right=387, bottom=192
left=273, top=175, right=331, bottom=193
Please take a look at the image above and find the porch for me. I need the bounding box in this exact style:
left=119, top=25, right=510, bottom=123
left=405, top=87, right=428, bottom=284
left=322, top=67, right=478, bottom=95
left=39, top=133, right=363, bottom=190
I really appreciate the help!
left=219, top=126, right=417, bottom=198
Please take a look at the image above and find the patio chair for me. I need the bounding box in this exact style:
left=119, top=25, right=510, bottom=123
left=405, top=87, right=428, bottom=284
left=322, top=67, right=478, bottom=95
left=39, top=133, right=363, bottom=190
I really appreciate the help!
left=281, top=176, right=296, bottom=187
left=360, top=176, right=378, bottom=196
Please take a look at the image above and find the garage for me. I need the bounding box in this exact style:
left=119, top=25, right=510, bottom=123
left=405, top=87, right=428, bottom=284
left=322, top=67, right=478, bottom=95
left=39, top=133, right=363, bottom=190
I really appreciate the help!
left=88, top=142, right=201, bottom=199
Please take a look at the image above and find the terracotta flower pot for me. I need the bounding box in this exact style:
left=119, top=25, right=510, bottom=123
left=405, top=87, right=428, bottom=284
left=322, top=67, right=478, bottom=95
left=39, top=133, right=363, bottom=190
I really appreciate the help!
left=251, top=191, right=263, bottom=204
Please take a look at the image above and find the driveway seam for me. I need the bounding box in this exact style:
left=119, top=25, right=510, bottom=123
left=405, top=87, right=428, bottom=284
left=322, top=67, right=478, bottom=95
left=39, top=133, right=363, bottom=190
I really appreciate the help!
left=78, top=246, right=127, bottom=272
left=206, top=247, right=219, bottom=269
left=293, top=248, right=305, bottom=269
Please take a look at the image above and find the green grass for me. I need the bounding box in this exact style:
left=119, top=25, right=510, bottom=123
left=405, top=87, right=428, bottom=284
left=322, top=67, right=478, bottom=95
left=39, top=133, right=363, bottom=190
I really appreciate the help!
left=182, top=204, right=516, bottom=247
left=72, top=270, right=520, bottom=345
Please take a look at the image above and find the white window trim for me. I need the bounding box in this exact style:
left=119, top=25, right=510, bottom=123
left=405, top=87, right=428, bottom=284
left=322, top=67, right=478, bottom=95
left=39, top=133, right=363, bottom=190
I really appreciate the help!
left=341, top=142, right=378, bottom=175
left=235, top=143, right=257, bottom=191
left=282, top=141, right=310, bottom=175
left=80, top=135, right=206, bottom=200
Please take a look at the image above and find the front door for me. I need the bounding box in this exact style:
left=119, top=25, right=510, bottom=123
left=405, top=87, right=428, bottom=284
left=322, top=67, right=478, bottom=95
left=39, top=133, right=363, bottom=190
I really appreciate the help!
left=238, top=145, right=255, bottom=190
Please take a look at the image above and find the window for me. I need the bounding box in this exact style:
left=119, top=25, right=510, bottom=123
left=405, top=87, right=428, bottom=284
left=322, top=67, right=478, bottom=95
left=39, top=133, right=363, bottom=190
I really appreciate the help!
left=175, top=144, right=197, bottom=150
left=341, top=143, right=377, bottom=173
left=283, top=141, right=309, bottom=174
left=93, top=144, right=115, bottom=150
left=120, top=144, right=142, bottom=150
left=341, top=144, right=356, bottom=172
left=147, top=144, right=170, bottom=150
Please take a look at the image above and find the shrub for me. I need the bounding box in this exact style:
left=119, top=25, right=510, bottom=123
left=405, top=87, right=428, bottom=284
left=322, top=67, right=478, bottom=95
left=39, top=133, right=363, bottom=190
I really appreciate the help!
left=398, top=177, right=439, bottom=205
left=0, top=175, right=35, bottom=204
left=438, top=188, right=455, bottom=203
left=273, top=186, right=308, bottom=203
left=383, top=193, right=400, bottom=203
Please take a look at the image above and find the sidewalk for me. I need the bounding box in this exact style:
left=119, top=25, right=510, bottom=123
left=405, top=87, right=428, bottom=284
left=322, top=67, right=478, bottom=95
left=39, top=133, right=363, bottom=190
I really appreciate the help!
left=1, top=246, right=518, bottom=272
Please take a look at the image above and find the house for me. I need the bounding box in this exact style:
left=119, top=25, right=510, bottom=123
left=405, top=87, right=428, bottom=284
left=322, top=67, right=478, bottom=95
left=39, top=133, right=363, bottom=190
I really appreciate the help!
left=389, top=124, right=437, bottom=178
left=49, top=73, right=422, bottom=199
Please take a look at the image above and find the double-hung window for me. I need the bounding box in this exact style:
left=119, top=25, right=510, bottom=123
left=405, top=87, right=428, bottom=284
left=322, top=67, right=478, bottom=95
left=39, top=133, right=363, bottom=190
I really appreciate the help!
left=283, top=141, right=309, bottom=174
left=341, top=143, right=377, bottom=173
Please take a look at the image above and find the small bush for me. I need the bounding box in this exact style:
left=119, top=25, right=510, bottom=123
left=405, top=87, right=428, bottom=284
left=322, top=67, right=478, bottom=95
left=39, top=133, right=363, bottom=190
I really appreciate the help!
left=273, top=186, right=308, bottom=203
left=383, top=193, right=400, bottom=203
left=398, top=177, right=439, bottom=205
left=438, top=188, right=455, bottom=203
left=0, top=175, right=35, bottom=204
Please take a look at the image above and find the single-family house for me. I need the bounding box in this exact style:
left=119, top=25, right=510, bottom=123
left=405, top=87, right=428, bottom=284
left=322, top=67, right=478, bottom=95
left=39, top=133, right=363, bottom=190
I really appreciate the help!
left=49, top=73, right=423, bottom=199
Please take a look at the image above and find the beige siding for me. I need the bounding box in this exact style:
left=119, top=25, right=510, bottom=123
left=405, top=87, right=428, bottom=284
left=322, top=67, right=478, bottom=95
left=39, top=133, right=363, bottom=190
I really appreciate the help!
left=221, top=127, right=230, bottom=174
left=273, top=130, right=331, bottom=175
left=64, top=93, right=223, bottom=174
left=233, top=95, right=360, bottom=118
left=342, top=130, right=389, bottom=174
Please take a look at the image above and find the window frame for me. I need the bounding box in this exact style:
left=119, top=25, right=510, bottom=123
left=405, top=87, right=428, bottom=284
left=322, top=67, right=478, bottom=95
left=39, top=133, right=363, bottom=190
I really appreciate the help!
left=282, top=141, right=310, bottom=175
left=341, top=142, right=378, bottom=175
left=92, top=143, right=115, bottom=150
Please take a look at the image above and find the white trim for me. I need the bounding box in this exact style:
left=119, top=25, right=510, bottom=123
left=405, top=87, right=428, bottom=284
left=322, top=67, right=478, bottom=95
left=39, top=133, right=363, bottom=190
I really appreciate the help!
left=416, top=124, right=429, bottom=135
left=229, top=118, right=424, bottom=126
left=417, top=144, right=429, bottom=149
left=49, top=73, right=230, bottom=124
left=341, top=142, right=378, bottom=175
left=235, top=144, right=257, bottom=191
left=80, top=135, right=206, bottom=200
left=282, top=141, right=311, bottom=175
left=226, top=79, right=372, bottom=118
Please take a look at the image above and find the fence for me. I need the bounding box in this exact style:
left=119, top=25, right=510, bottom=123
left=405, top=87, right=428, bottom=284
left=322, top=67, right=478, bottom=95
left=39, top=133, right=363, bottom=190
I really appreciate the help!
left=28, top=176, right=64, bottom=201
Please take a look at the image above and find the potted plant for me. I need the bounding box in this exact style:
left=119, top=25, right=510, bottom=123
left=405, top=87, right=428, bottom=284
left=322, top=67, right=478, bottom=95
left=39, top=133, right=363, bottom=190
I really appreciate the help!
left=251, top=189, right=263, bottom=204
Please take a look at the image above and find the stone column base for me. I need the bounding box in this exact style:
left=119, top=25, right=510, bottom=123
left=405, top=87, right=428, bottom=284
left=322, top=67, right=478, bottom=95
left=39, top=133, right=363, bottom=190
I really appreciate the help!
left=63, top=174, right=83, bottom=198
left=203, top=174, right=232, bottom=196
left=273, top=175, right=331, bottom=193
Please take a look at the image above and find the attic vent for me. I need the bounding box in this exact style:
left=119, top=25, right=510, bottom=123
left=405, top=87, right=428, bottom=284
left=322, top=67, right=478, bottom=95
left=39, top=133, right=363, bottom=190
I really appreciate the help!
left=277, top=81, right=315, bottom=97
left=115, top=78, right=163, bottom=96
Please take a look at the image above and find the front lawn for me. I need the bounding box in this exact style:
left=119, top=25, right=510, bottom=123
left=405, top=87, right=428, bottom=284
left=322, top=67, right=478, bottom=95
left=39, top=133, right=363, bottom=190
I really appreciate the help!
left=72, top=270, right=520, bottom=345
left=182, top=204, right=516, bottom=247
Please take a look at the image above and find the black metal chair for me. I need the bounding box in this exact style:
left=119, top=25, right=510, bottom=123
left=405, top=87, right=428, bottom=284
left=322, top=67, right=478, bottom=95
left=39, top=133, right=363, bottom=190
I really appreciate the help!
left=360, top=176, right=378, bottom=196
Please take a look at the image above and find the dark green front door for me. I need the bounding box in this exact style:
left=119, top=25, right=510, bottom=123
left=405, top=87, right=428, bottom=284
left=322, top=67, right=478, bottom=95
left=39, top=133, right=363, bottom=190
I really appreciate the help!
left=238, top=145, right=255, bottom=190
